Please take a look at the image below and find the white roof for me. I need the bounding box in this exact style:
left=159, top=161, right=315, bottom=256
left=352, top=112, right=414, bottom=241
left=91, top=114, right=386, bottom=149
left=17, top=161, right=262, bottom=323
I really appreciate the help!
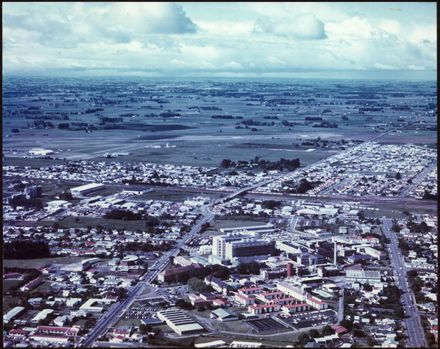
left=195, top=340, right=227, bottom=348
left=4, top=306, right=25, bottom=321
left=71, top=183, right=104, bottom=191
left=32, top=309, right=53, bottom=321
left=176, top=323, right=204, bottom=332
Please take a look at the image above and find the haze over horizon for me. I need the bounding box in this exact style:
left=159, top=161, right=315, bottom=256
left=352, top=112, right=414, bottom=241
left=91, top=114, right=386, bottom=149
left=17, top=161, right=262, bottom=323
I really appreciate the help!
left=2, top=2, right=437, bottom=80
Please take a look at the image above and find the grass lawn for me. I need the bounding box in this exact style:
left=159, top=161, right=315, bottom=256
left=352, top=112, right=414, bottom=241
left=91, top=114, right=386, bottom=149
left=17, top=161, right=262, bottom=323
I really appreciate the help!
left=3, top=296, right=20, bottom=313
left=40, top=216, right=148, bottom=231
left=3, top=279, right=24, bottom=292
left=211, top=217, right=269, bottom=230
left=114, top=318, right=142, bottom=328
left=4, top=256, right=85, bottom=269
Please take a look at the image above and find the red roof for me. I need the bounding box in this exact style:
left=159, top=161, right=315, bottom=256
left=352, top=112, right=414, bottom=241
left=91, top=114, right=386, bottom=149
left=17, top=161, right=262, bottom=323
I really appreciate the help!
left=283, top=303, right=308, bottom=308
left=37, top=326, right=79, bottom=335
left=332, top=324, right=348, bottom=334
left=250, top=303, right=280, bottom=309
left=10, top=329, right=28, bottom=335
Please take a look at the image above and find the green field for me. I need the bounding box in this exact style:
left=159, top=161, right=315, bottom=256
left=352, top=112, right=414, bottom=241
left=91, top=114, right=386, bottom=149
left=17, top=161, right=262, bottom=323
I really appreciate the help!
left=4, top=256, right=85, bottom=269
left=3, top=279, right=24, bottom=292
left=211, top=217, right=269, bottom=230
left=40, top=216, right=148, bottom=231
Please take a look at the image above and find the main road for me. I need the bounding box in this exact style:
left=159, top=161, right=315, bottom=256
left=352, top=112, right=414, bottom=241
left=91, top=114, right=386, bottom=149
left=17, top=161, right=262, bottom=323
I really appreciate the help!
left=382, top=219, right=427, bottom=348
left=80, top=179, right=273, bottom=347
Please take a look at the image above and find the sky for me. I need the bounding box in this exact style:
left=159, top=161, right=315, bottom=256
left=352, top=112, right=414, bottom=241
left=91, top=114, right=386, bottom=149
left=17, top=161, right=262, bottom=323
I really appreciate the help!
left=2, top=2, right=437, bottom=79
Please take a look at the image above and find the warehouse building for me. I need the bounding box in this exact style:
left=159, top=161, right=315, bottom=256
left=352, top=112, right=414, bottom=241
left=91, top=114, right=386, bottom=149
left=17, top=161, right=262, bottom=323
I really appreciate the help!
left=3, top=306, right=25, bottom=324
left=156, top=308, right=205, bottom=335
left=70, top=183, right=105, bottom=197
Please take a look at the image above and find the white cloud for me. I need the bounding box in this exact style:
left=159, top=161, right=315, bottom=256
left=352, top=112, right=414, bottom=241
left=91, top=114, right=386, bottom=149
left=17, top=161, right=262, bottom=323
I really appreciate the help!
left=253, top=14, right=327, bottom=40
left=373, top=63, right=399, bottom=70
left=2, top=2, right=437, bottom=76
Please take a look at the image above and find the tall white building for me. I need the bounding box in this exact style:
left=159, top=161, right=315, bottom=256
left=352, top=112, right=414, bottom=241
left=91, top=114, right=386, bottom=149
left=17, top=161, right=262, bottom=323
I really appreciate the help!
left=211, top=233, right=274, bottom=263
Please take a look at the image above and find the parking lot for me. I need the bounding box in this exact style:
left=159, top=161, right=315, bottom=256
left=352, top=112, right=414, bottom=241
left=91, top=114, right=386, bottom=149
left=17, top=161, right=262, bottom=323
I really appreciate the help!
left=277, top=309, right=337, bottom=329
left=246, top=317, right=289, bottom=333
left=123, top=306, right=159, bottom=319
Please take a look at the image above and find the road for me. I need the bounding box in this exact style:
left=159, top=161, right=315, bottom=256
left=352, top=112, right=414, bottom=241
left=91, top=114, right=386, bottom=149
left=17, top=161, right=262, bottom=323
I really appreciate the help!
left=80, top=208, right=214, bottom=347
left=382, top=219, right=427, bottom=348
left=245, top=192, right=437, bottom=212
left=337, top=288, right=344, bottom=324
left=399, top=161, right=437, bottom=197
left=80, top=179, right=272, bottom=347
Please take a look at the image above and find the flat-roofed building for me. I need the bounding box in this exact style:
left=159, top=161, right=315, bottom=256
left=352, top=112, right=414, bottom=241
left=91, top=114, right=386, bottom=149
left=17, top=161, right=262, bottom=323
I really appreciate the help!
left=345, top=264, right=381, bottom=284
left=3, top=306, right=25, bottom=324
left=156, top=308, right=205, bottom=336
left=31, top=309, right=54, bottom=324
left=70, top=183, right=105, bottom=197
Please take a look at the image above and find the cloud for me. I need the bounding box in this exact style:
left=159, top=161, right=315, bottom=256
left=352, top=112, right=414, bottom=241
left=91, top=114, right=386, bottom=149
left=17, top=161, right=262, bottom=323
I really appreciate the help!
left=3, top=2, right=197, bottom=49
left=2, top=2, right=436, bottom=77
left=253, top=14, right=327, bottom=40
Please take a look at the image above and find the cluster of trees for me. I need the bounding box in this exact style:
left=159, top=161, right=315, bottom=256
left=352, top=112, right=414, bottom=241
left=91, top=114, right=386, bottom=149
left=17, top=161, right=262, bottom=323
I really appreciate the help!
left=29, top=120, right=55, bottom=129
left=84, top=108, right=104, bottom=114
left=281, top=120, right=295, bottom=127
left=4, top=239, right=51, bottom=259
left=305, top=116, right=323, bottom=121
left=104, top=209, right=142, bottom=220
left=164, top=264, right=231, bottom=285
left=187, top=277, right=213, bottom=293
left=240, top=119, right=275, bottom=127
left=159, top=111, right=181, bottom=118
left=312, top=121, right=338, bottom=128
left=58, top=122, right=70, bottom=129
left=407, top=270, right=424, bottom=294
left=422, top=190, right=437, bottom=200
left=58, top=191, right=73, bottom=200
left=220, top=157, right=300, bottom=172
left=175, top=299, right=194, bottom=310
left=284, top=178, right=321, bottom=194
left=391, top=223, right=401, bottom=232
left=379, top=284, right=405, bottom=318
left=407, top=220, right=431, bottom=233
left=98, top=116, right=123, bottom=123
left=211, top=114, right=238, bottom=119
left=117, top=241, right=174, bottom=253
left=296, top=325, right=336, bottom=346
left=8, top=196, right=43, bottom=210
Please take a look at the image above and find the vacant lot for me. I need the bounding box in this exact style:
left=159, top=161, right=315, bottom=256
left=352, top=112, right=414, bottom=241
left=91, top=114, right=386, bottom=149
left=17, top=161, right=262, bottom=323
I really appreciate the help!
left=211, top=217, right=269, bottom=230
left=40, top=216, right=148, bottom=231
left=3, top=279, right=24, bottom=292
left=4, top=256, right=85, bottom=269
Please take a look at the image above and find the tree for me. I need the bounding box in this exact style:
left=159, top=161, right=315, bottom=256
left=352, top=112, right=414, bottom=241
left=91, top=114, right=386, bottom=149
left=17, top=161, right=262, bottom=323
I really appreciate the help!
left=308, top=329, right=319, bottom=338
left=4, top=239, right=51, bottom=259
left=187, top=277, right=212, bottom=293
left=221, top=159, right=233, bottom=168
left=322, top=325, right=335, bottom=336
left=395, top=172, right=402, bottom=180
left=58, top=122, right=70, bottom=129
left=392, top=223, right=401, bottom=232
left=363, top=283, right=373, bottom=292
left=175, top=299, right=193, bottom=310
left=298, top=333, right=311, bottom=346
left=340, top=319, right=353, bottom=331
